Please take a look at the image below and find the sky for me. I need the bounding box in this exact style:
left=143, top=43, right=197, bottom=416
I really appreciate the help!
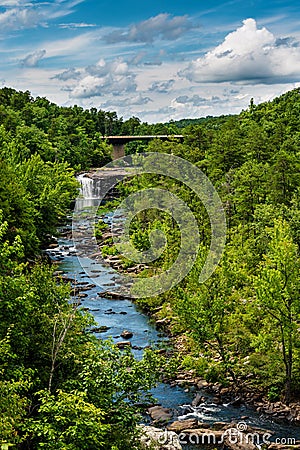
left=0, top=0, right=300, bottom=122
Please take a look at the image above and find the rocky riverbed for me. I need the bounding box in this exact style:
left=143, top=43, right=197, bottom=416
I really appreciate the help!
left=46, top=172, right=300, bottom=450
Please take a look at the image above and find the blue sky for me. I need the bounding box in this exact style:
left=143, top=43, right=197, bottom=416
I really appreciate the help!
left=0, top=0, right=300, bottom=122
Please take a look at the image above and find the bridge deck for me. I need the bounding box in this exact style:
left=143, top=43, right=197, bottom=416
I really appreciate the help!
left=101, top=135, right=184, bottom=144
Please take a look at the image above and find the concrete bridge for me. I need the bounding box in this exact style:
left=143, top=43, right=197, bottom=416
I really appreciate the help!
left=101, top=135, right=184, bottom=159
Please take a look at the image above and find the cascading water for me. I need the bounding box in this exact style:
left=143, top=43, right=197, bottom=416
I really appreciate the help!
left=78, top=173, right=94, bottom=198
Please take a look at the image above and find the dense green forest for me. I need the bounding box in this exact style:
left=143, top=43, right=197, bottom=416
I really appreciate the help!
left=0, top=88, right=164, bottom=449
left=0, top=86, right=300, bottom=448
left=116, top=88, right=300, bottom=405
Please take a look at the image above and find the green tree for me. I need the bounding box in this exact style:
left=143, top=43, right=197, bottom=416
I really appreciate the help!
left=255, top=220, right=300, bottom=403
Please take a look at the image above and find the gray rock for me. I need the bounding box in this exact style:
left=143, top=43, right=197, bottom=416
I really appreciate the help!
left=116, top=341, right=131, bottom=349
left=139, top=425, right=182, bottom=450
left=167, top=419, right=198, bottom=433
left=121, top=330, right=133, bottom=339
left=148, top=406, right=172, bottom=424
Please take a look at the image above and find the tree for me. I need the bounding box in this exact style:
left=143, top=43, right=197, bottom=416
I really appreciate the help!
left=255, top=220, right=300, bottom=403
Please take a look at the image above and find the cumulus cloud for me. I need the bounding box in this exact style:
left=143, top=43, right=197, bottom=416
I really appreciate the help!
left=180, top=18, right=300, bottom=84
left=70, top=58, right=137, bottom=98
left=86, top=58, right=129, bottom=77
left=104, top=13, right=193, bottom=44
left=175, top=94, right=222, bottom=106
left=52, top=67, right=82, bottom=81
left=20, top=49, right=46, bottom=67
left=0, top=0, right=84, bottom=32
left=149, top=79, right=175, bottom=93
left=0, top=0, right=27, bottom=5
left=101, top=94, right=152, bottom=108
left=0, top=7, right=45, bottom=31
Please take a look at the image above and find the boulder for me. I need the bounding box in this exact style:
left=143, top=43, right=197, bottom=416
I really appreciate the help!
left=178, top=428, right=223, bottom=446
left=148, top=406, right=172, bottom=424
left=139, top=425, right=182, bottom=450
left=191, top=393, right=203, bottom=407
left=197, top=380, right=209, bottom=389
left=121, top=330, right=133, bottom=339
left=167, top=419, right=198, bottom=433
left=116, top=341, right=131, bottom=349
left=90, top=326, right=110, bottom=333
left=48, top=243, right=59, bottom=249
left=222, top=426, right=260, bottom=450
left=98, top=290, right=129, bottom=300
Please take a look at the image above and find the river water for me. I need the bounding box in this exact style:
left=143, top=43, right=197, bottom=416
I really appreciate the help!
left=46, top=173, right=300, bottom=448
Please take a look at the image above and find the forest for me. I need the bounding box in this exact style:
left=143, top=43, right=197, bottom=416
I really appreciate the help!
left=0, top=86, right=300, bottom=448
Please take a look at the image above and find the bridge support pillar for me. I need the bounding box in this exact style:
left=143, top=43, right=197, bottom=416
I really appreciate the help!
left=112, top=144, right=125, bottom=160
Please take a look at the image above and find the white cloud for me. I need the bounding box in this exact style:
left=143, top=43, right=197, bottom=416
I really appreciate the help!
left=0, top=0, right=27, bottom=5
left=70, top=58, right=137, bottom=98
left=149, top=79, right=175, bottom=93
left=104, top=13, right=194, bottom=44
left=20, top=49, right=46, bottom=67
left=86, top=58, right=129, bottom=77
left=59, top=22, right=96, bottom=29
left=41, top=32, right=97, bottom=58
left=0, top=7, right=45, bottom=31
left=0, top=0, right=85, bottom=32
left=181, top=18, right=300, bottom=84
left=175, top=94, right=207, bottom=106
left=52, top=67, right=82, bottom=81
left=101, top=94, right=152, bottom=108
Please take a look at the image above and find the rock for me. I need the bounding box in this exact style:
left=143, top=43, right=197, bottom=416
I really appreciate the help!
left=139, top=425, right=182, bottom=450
left=116, top=341, right=131, bottom=349
left=98, top=290, right=129, bottom=300
left=212, top=396, right=222, bottom=405
left=148, top=406, right=172, bottom=424
left=48, top=243, right=59, bottom=249
left=107, top=254, right=122, bottom=261
left=212, top=421, right=228, bottom=431
left=192, top=393, right=203, bottom=407
left=211, top=382, right=222, bottom=393
left=220, top=387, right=232, bottom=396
left=89, top=252, right=102, bottom=258
left=132, top=345, right=143, bottom=350
left=167, top=419, right=198, bottom=433
left=90, top=326, right=110, bottom=333
left=230, top=396, right=242, bottom=407
left=126, top=266, right=139, bottom=272
left=156, top=318, right=170, bottom=328
left=178, top=428, right=223, bottom=446
left=222, top=425, right=260, bottom=450
left=53, top=270, right=64, bottom=276
left=60, top=275, right=74, bottom=283
left=197, top=380, right=209, bottom=389
left=223, top=434, right=256, bottom=450
left=121, top=330, right=133, bottom=339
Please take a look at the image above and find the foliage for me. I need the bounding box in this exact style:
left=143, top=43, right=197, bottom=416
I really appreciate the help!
left=1, top=86, right=300, bottom=450
left=104, top=88, right=300, bottom=399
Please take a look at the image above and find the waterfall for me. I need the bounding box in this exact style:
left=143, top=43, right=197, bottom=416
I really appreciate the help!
left=78, top=174, right=95, bottom=199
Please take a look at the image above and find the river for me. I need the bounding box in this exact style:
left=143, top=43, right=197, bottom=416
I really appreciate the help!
left=46, top=173, right=300, bottom=449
